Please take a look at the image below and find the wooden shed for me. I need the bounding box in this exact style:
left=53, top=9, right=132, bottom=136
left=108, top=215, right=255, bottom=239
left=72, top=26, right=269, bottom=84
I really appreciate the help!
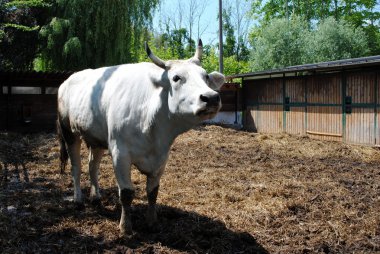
left=0, top=70, right=72, bottom=132
left=228, top=55, right=380, bottom=146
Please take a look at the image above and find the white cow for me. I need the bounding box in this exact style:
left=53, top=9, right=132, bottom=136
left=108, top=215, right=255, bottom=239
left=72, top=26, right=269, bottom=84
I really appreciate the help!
left=57, top=40, right=225, bottom=235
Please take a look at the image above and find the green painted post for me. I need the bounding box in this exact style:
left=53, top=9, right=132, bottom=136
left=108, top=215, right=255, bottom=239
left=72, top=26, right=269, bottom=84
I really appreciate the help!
left=304, top=77, right=308, bottom=134
left=282, top=74, right=286, bottom=132
left=342, top=71, right=347, bottom=142
left=374, top=72, right=378, bottom=145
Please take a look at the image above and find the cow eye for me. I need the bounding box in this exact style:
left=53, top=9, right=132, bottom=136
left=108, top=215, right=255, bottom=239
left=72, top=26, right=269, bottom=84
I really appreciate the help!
left=206, top=74, right=210, bottom=81
left=173, top=75, right=181, bottom=82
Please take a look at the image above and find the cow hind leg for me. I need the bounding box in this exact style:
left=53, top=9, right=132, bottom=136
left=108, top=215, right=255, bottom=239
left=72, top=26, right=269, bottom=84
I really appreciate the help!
left=88, top=147, right=104, bottom=205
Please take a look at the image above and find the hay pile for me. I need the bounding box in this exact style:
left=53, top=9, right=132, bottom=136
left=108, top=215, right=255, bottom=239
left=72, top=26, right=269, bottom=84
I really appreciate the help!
left=1, top=125, right=379, bottom=253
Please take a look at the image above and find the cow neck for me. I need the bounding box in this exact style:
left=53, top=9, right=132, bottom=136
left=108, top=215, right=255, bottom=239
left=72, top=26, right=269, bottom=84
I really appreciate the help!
left=147, top=91, right=197, bottom=150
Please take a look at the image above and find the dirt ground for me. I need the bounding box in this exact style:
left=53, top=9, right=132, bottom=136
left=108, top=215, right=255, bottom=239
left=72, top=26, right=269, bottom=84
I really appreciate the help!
left=0, top=125, right=379, bottom=253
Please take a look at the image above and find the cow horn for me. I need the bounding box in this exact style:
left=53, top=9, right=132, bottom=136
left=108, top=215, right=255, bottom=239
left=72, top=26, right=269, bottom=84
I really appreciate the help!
left=191, top=39, right=203, bottom=65
left=145, top=42, right=166, bottom=69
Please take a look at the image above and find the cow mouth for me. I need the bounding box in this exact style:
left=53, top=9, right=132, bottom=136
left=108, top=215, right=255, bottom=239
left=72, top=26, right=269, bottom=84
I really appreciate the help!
left=196, top=106, right=220, bottom=118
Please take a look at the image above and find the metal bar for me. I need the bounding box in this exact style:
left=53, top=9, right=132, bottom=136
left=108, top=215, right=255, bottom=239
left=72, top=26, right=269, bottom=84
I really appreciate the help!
left=375, top=71, right=378, bottom=145
left=234, top=88, right=238, bottom=124
left=305, top=76, right=308, bottom=134
left=246, top=101, right=283, bottom=106
left=218, top=0, right=223, bottom=74
left=242, top=78, right=246, bottom=127
left=306, top=130, right=342, bottom=137
left=283, top=73, right=286, bottom=132
left=227, top=55, right=380, bottom=79
left=6, top=76, right=11, bottom=131
left=342, top=71, right=347, bottom=142
left=247, top=101, right=343, bottom=107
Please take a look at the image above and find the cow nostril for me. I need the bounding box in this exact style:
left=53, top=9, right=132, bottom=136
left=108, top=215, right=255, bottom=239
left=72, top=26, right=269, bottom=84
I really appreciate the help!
left=200, top=93, right=220, bottom=106
left=209, top=94, right=220, bottom=104
left=200, top=94, right=209, bottom=103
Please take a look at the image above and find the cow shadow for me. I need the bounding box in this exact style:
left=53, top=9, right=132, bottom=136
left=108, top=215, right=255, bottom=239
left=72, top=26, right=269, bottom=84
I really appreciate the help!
left=52, top=185, right=268, bottom=253
left=108, top=204, right=269, bottom=254
left=46, top=199, right=269, bottom=253
left=1, top=174, right=268, bottom=253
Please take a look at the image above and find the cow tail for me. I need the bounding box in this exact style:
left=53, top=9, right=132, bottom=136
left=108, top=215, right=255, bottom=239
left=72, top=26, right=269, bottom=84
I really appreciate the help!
left=57, top=118, right=68, bottom=174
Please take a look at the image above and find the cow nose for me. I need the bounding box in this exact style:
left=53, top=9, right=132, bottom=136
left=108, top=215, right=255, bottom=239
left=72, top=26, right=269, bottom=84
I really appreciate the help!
left=200, top=93, right=221, bottom=106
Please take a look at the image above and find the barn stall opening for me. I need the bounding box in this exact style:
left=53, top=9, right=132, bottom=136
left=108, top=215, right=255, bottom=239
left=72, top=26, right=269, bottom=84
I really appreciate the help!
left=228, top=55, right=380, bottom=146
left=0, top=70, right=72, bottom=132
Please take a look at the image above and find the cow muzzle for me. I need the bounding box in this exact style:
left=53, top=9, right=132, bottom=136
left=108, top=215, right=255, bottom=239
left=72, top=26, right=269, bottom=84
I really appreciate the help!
left=196, top=92, right=222, bottom=118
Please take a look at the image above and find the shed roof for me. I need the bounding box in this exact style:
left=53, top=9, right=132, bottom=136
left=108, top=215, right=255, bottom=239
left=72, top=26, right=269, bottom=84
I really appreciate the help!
left=227, top=55, right=380, bottom=80
left=0, top=70, right=73, bottom=80
left=0, top=70, right=74, bottom=88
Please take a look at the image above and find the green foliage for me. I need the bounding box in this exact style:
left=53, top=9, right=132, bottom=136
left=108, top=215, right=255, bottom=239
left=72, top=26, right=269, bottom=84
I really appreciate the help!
left=3, top=23, right=39, bottom=31
left=250, top=0, right=380, bottom=57
left=142, top=34, right=248, bottom=77
left=38, top=0, right=159, bottom=71
left=202, top=47, right=249, bottom=76
left=252, top=0, right=379, bottom=25
left=202, top=47, right=219, bottom=73
left=5, top=0, right=50, bottom=8
left=305, top=17, right=369, bottom=63
left=222, top=8, right=236, bottom=58
left=250, top=15, right=370, bottom=71
left=250, top=16, right=309, bottom=71
left=0, top=0, right=51, bottom=70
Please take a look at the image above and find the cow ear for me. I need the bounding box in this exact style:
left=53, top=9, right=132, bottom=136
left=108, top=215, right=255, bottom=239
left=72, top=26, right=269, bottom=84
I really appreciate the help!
left=208, top=71, right=225, bottom=91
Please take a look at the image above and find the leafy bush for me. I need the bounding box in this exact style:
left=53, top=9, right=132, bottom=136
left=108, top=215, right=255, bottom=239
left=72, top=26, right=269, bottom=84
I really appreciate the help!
left=305, top=17, right=369, bottom=63
left=250, top=15, right=370, bottom=71
left=250, top=16, right=309, bottom=71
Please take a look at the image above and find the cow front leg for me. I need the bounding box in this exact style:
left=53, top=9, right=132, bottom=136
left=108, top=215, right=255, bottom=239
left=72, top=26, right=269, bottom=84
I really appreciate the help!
left=119, top=188, right=135, bottom=235
left=88, top=148, right=104, bottom=205
left=110, top=142, right=134, bottom=235
left=146, top=172, right=163, bottom=227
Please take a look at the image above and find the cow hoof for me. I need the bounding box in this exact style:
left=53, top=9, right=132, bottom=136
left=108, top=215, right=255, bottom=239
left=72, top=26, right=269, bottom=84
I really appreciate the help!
left=120, top=224, right=133, bottom=236
left=90, top=198, right=102, bottom=208
left=74, top=201, right=85, bottom=210
left=146, top=222, right=160, bottom=233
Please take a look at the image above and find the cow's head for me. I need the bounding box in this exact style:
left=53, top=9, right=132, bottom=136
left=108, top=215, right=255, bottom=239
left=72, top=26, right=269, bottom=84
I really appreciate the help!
left=145, top=40, right=225, bottom=121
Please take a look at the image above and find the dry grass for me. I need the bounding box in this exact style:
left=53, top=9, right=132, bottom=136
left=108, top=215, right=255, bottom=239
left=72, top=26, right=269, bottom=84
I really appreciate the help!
left=0, top=125, right=379, bottom=253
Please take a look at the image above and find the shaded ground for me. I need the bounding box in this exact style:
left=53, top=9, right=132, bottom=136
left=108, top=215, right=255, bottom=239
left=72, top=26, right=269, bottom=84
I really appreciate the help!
left=0, top=125, right=379, bottom=253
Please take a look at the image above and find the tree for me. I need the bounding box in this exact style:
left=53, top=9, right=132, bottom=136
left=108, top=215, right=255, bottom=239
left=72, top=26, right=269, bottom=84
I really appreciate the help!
left=222, top=7, right=236, bottom=58
left=231, top=0, right=252, bottom=61
left=37, top=0, right=159, bottom=71
left=156, top=0, right=208, bottom=57
left=0, top=0, right=51, bottom=70
left=249, top=15, right=370, bottom=71
left=251, top=0, right=380, bottom=55
left=305, top=17, right=369, bottom=63
left=202, top=47, right=249, bottom=76
left=250, top=16, right=309, bottom=71
left=221, top=0, right=252, bottom=61
left=186, top=0, right=208, bottom=54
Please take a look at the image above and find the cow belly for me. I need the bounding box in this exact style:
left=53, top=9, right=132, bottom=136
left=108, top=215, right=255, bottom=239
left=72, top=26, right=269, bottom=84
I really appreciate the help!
left=81, top=131, right=108, bottom=149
